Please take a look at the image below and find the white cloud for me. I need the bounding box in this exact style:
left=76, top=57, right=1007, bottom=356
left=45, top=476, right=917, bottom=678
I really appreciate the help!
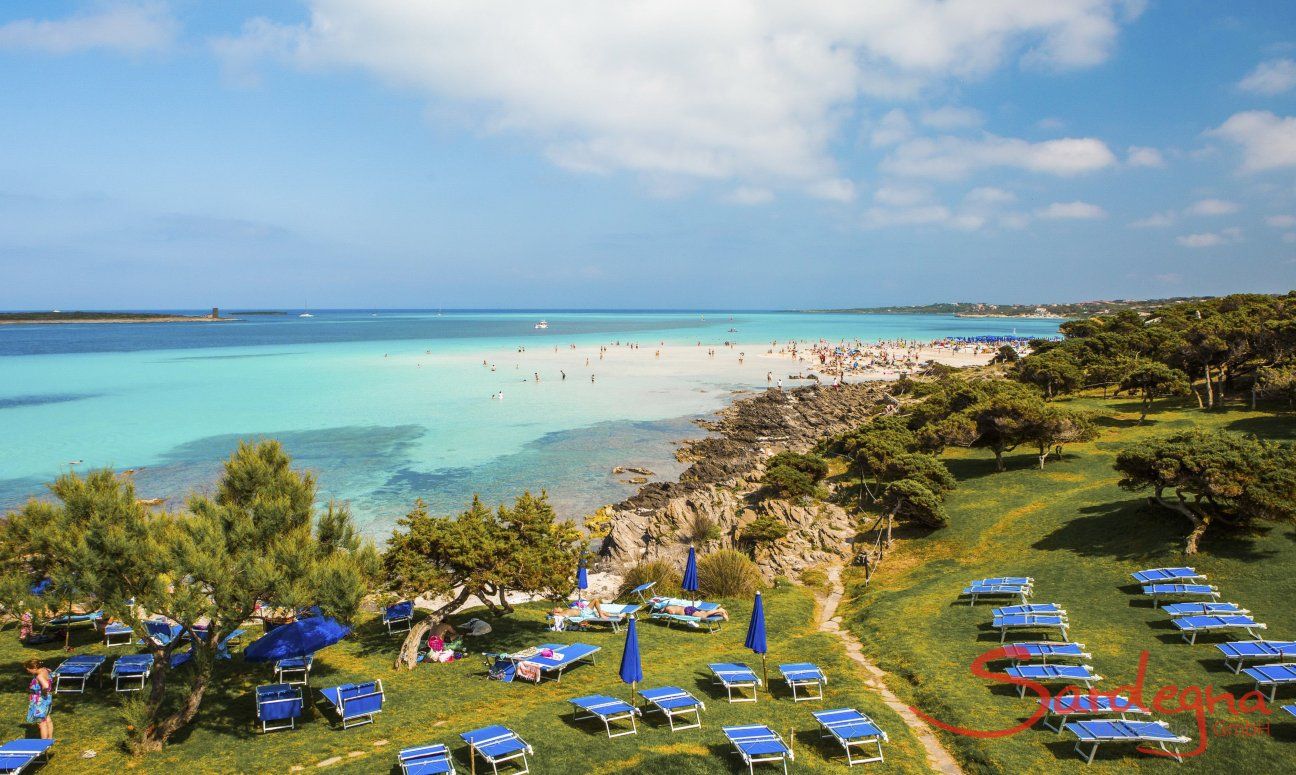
left=862, top=205, right=952, bottom=228
left=1266, top=214, right=1296, bottom=228
left=1177, top=227, right=1243, bottom=248
left=920, top=106, right=983, bottom=130
left=964, top=187, right=1016, bottom=205
left=1126, top=146, right=1164, bottom=168
left=873, top=185, right=932, bottom=207
left=805, top=178, right=856, bottom=202
left=1129, top=211, right=1176, bottom=228
left=216, top=0, right=1140, bottom=194
left=0, top=2, right=176, bottom=55
left=725, top=186, right=775, bottom=205
left=883, top=134, right=1116, bottom=179
left=870, top=110, right=913, bottom=147
left=1177, top=233, right=1224, bottom=248
left=1208, top=111, right=1296, bottom=172
left=1239, top=58, right=1296, bottom=95
left=1035, top=201, right=1107, bottom=219
left=1036, top=117, right=1066, bottom=130
left=1185, top=198, right=1240, bottom=216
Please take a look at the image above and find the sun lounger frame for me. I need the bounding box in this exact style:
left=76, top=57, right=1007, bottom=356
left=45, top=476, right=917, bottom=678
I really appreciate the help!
left=255, top=683, right=304, bottom=733
left=1067, top=719, right=1190, bottom=764
left=1041, top=694, right=1149, bottom=733
left=1243, top=663, right=1296, bottom=703
left=0, top=739, right=55, bottom=774
left=461, top=726, right=533, bottom=775
left=1215, top=639, right=1296, bottom=673
left=569, top=695, right=640, bottom=738
left=399, top=742, right=456, bottom=775
left=103, top=622, right=134, bottom=648
left=275, top=655, right=314, bottom=686
left=1131, top=567, right=1205, bottom=585
left=383, top=601, right=414, bottom=634
left=1142, top=584, right=1219, bottom=605
left=52, top=654, right=106, bottom=694
left=779, top=662, right=827, bottom=701
left=1172, top=615, right=1266, bottom=644
left=994, top=614, right=1069, bottom=643
left=1004, top=664, right=1102, bottom=698
left=813, top=707, right=888, bottom=765
left=111, top=654, right=154, bottom=692
left=319, top=679, right=385, bottom=729
left=637, top=686, right=705, bottom=731
left=723, top=724, right=794, bottom=775
left=710, top=663, right=761, bottom=703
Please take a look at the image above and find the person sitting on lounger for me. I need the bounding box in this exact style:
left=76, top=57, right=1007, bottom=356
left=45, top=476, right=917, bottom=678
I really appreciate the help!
left=660, top=603, right=729, bottom=621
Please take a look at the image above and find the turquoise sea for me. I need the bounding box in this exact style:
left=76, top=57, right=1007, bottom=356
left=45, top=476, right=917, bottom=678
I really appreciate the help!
left=0, top=311, right=1060, bottom=536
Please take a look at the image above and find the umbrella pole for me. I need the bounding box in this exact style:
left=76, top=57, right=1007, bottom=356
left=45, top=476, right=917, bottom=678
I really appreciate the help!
left=762, top=654, right=768, bottom=694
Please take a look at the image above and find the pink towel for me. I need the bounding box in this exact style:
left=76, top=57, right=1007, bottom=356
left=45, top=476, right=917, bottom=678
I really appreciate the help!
left=516, top=661, right=542, bottom=682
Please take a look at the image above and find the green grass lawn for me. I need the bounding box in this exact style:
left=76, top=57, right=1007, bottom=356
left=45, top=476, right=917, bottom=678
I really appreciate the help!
left=844, top=395, right=1296, bottom=774
left=3, top=585, right=935, bottom=773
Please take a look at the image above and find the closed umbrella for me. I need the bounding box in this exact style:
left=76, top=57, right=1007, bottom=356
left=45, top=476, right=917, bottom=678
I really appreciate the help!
left=744, top=591, right=768, bottom=691
left=619, top=616, right=643, bottom=704
left=244, top=615, right=351, bottom=662
left=682, top=546, right=699, bottom=604
left=576, top=559, right=589, bottom=603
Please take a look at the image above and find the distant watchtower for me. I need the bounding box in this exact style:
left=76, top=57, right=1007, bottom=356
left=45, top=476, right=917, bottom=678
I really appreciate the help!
left=211, top=307, right=219, bottom=319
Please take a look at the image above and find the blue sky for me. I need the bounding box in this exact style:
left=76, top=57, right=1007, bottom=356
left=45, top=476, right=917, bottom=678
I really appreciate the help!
left=2, top=1, right=1296, bottom=310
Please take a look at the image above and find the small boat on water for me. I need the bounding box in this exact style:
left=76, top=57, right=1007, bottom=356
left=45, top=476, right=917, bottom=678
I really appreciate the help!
left=728, top=328, right=738, bottom=333
left=300, top=300, right=313, bottom=318
left=534, top=320, right=549, bottom=329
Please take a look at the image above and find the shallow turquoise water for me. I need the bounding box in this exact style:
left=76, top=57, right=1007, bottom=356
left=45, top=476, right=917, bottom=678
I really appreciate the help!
left=0, top=310, right=1059, bottom=535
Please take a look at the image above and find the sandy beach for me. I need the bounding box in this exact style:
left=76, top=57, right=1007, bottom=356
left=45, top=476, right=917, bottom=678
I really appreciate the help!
left=403, top=337, right=1003, bottom=397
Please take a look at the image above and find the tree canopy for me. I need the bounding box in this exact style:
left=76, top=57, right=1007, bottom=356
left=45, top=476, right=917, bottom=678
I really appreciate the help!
left=1114, top=429, right=1296, bottom=554
left=0, top=441, right=376, bottom=751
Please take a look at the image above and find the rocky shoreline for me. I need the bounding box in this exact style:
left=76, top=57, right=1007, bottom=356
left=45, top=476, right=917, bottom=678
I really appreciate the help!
left=598, top=382, right=891, bottom=579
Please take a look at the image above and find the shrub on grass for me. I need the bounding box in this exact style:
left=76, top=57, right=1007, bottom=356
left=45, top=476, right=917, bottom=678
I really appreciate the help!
left=620, top=559, right=680, bottom=596
left=799, top=567, right=829, bottom=592
left=698, top=549, right=761, bottom=597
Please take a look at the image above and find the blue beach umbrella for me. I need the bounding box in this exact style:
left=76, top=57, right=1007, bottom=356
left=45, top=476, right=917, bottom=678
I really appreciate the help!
left=619, top=616, right=643, bottom=702
left=681, top=546, right=699, bottom=603
left=576, top=559, right=589, bottom=602
left=244, top=615, right=351, bottom=662
left=744, top=591, right=768, bottom=690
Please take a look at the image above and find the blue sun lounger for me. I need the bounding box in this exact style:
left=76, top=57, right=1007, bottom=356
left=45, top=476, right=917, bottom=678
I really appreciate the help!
left=649, top=597, right=725, bottom=631
left=1172, top=614, right=1266, bottom=644
left=1004, top=641, right=1090, bottom=664
left=1041, top=694, right=1149, bottom=733
left=461, top=726, right=532, bottom=775
left=104, top=622, right=134, bottom=647
left=399, top=743, right=456, bottom=775
left=961, top=583, right=1032, bottom=606
left=255, top=683, right=303, bottom=732
left=1216, top=640, right=1296, bottom=673
left=1131, top=567, right=1205, bottom=584
left=1142, top=584, right=1218, bottom=605
left=1067, top=719, right=1191, bottom=764
left=1243, top=663, right=1296, bottom=702
left=1004, top=664, right=1102, bottom=698
left=552, top=603, right=640, bottom=632
left=638, top=686, right=705, bottom=731
left=626, top=581, right=657, bottom=604
left=112, top=654, right=154, bottom=692
left=569, top=694, right=640, bottom=738
left=52, top=654, right=106, bottom=694
left=488, top=643, right=600, bottom=683
left=710, top=663, right=761, bottom=703
left=0, top=739, right=54, bottom=774
left=143, top=619, right=184, bottom=647
left=813, top=707, right=888, bottom=765
left=724, top=725, right=793, bottom=775
left=47, top=610, right=103, bottom=630
left=1161, top=602, right=1247, bottom=617
left=973, top=576, right=1033, bottom=587
left=779, top=662, right=827, bottom=701
left=383, top=601, right=414, bottom=634
left=319, top=679, right=384, bottom=729
left=993, top=604, right=1065, bottom=617
left=1285, top=705, right=1296, bottom=719
left=994, top=613, right=1069, bottom=642
left=275, top=655, right=313, bottom=685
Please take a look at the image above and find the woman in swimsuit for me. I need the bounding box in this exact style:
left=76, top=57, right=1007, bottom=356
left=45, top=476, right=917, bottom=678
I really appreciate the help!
left=24, top=658, right=54, bottom=739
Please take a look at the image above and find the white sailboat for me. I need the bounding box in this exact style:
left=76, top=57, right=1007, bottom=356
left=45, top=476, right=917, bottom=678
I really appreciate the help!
left=299, top=300, right=313, bottom=318
left=534, top=319, right=549, bottom=329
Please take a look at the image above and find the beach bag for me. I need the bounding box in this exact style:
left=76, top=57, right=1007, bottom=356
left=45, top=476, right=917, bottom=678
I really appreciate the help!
left=462, top=618, right=492, bottom=636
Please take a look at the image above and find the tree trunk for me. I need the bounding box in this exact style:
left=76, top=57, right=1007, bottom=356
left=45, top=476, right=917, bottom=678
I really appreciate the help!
left=1203, top=365, right=1215, bottom=409
left=1251, top=383, right=1257, bottom=411
left=1036, top=443, right=1049, bottom=470
left=1184, top=514, right=1211, bottom=555
left=137, top=654, right=211, bottom=752
left=396, top=619, right=434, bottom=671
left=993, top=447, right=1005, bottom=472
left=1147, top=490, right=1211, bottom=555
left=1140, top=394, right=1150, bottom=425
